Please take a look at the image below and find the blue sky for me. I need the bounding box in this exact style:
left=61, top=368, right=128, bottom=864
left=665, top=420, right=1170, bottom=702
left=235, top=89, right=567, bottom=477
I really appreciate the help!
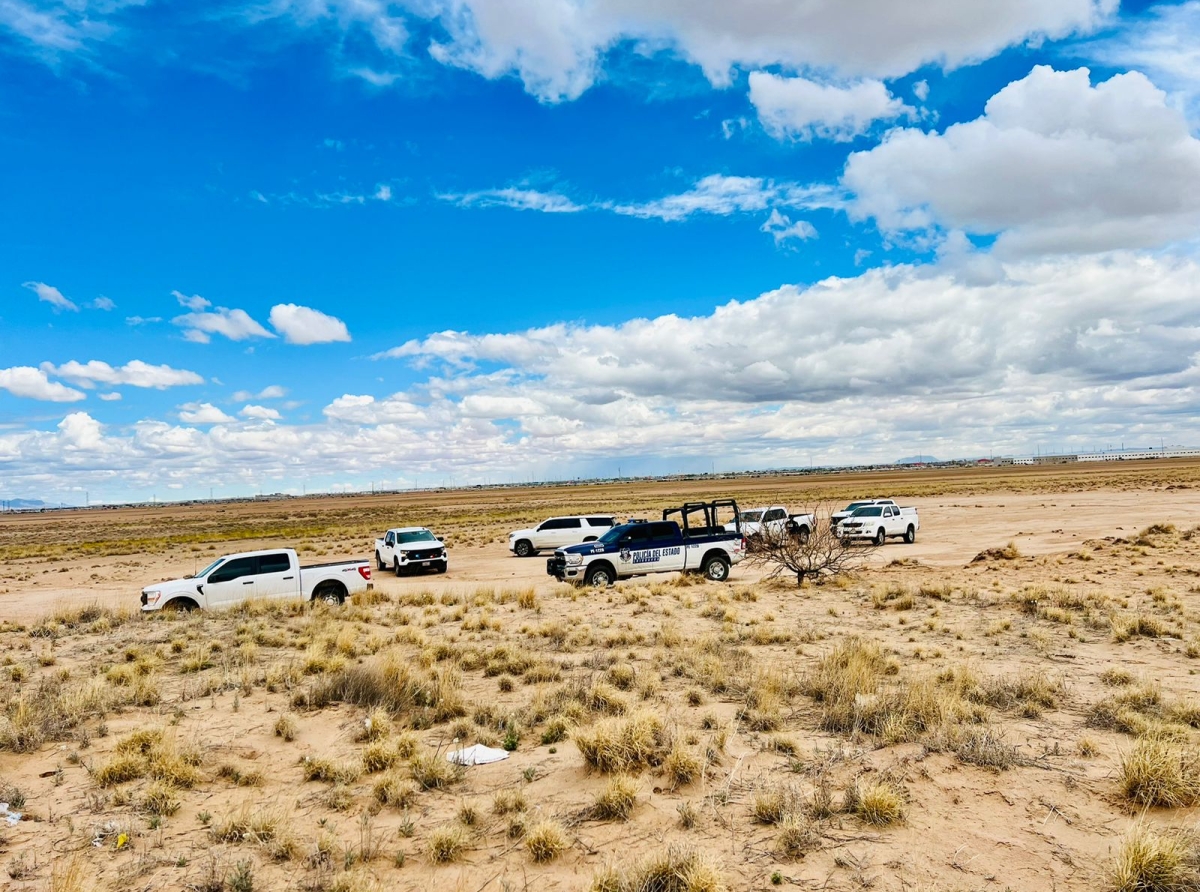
left=3, top=1, right=1200, bottom=504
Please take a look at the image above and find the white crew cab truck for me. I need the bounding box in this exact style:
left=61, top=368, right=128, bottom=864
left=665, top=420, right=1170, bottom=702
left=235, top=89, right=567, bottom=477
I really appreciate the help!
left=548, top=500, right=746, bottom=586
left=141, top=548, right=372, bottom=612
left=509, top=515, right=616, bottom=557
left=725, top=506, right=815, bottom=543
left=374, top=527, right=448, bottom=576
left=836, top=504, right=920, bottom=545
left=831, top=499, right=898, bottom=527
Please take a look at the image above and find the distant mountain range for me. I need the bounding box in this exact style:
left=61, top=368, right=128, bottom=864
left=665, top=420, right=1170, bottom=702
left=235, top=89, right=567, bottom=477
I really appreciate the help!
left=3, top=499, right=47, bottom=509
left=894, top=455, right=940, bottom=465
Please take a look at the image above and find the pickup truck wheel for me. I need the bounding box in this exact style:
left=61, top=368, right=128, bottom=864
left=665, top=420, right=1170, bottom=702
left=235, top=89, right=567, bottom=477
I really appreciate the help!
left=874, top=528, right=887, bottom=547
left=904, top=525, right=916, bottom=544
left=584, top=564, right=614, bottom=587
left=436, top=562, right=447, bottom=574
left=793, top=526, right=811, bottom=545
left=702, top=555, right=730, bottom=582
left=313, top=583, right=345, bottom=606
left=393, top=559, right=404, bottom=578
left=163, top=598, right=198, bottom=613
left=375, top=552, right=386, bottom=571
left=514, top=540, right=534, bottom=558
left=583, top=536, right=597, bottom=542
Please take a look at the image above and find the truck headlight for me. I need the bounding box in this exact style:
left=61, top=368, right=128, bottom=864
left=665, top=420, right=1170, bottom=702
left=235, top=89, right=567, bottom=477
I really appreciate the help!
left=565, top=554, right=583, bottom=566
left=144, top=590, right=161, bottom=604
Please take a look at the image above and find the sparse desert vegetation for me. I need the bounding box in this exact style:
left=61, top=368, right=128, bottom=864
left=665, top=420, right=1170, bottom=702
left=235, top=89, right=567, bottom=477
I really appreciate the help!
left=2, top=462, right=1200, bottom=889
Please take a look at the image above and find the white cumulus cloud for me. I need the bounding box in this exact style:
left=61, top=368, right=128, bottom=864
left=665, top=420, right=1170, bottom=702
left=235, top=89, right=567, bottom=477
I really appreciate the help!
left=240, top=404, right=282, bottom=421
left=178, top=402, right=235, bottom=424
left=268, top=304, right=351, bottom=345
left=843, top=65, right=1200, bottom=255
left=0, top=366, right=86, bottom=402
left=42, top=360, right=205, bottom=389
left=172, top=302, right=274, bottom=343
left=749, top=72, right=914, bottom=141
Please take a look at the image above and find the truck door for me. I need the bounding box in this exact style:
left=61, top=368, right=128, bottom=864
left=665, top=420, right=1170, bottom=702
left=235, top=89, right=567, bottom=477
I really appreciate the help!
left=254, top=551, right=297, bottom=600
left=622, top=522, right=684, bottom=574
left=383, top=531, right=396, bottom=561
left=202, top=556, right=258, bottom=607
left=538, top=518, right=584, bottom=548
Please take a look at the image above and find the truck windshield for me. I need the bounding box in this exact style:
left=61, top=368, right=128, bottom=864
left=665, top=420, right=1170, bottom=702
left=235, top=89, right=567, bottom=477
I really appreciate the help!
left=738, top=511, right=764, bottom=522
left=845, top=502, right=870, bottom=511
left=397, top=530, right=438, bottom=544
left=852, top=507, right=883, bottom=517
left=598, top=525, right=632, bottom=545
left=196, top=558, right=225, bottom=578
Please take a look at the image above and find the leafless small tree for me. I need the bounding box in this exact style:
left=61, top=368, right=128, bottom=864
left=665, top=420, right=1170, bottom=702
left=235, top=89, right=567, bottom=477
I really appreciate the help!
left=746, top=503, right=879, bottom=585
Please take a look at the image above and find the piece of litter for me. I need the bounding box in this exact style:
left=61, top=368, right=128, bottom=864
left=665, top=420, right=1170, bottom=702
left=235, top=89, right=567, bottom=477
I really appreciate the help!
left=446, top=744, right=509, bottom=766
left=5, top=812, right=21, bottom=826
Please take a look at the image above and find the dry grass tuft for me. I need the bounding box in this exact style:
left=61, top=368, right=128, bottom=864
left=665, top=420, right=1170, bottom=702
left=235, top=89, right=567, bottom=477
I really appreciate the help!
left=663, top=743, right=703, bottom=788
left=372, top=770, right=419, bottom=809
left=776, top=813, right=821, bottom=858
left=575, top=711, right=670, bottom=774
left=592, top=774, right=639, bottom=820
left=410, top=750, right=462, bottom=789
left=301, top=653, right=465, bottom=723
left=591, top=845, right=726, bottom=892
left=1119, top=737, right=1200, bottom=808
left=427, top=823, right=467, bottom=863
left=845, top=777, right=906, bottom=826
left=525, top=819, right=569, bottom=862
left=1110, top=822, right=1200, bottom=892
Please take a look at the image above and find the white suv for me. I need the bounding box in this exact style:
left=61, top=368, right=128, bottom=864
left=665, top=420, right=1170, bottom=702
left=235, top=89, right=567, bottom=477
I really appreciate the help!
left=509, top=515, right=616, bottom=557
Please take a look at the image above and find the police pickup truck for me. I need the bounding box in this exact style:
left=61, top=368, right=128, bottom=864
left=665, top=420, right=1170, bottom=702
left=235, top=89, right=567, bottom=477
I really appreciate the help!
left=547, top=499, right=746, bottom=586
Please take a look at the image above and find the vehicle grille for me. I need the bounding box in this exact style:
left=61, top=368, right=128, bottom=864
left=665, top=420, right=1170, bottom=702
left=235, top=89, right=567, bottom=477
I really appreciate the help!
left=547, top=555, right=566, bottom=577
left=140, top=592, right=147, bottom=606
left=406, top=549, right=444, bottom=561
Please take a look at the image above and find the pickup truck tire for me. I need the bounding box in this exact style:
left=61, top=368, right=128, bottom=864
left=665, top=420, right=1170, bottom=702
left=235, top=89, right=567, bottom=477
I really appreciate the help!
left=792, top=525, right=811, bottom=544
left=313, top=582, right=346, bottom=606
left=163, top=597, right=198, bottom=612
left=904, top=525, right=916, bottom=544
left=874, top=528, right=887, bottom=547
left=583, top=536, right=597, bottom=542
left=584, top=563, right=615, bottom=587
left=375, top=552, right=386, bottom=571
left=436, top=562, right=447, bottom=574
left=514, top=540, right=534, bottom=558
left=702, top=554, right=731, bottom=582
left=393, top=559, right=405, bottom=577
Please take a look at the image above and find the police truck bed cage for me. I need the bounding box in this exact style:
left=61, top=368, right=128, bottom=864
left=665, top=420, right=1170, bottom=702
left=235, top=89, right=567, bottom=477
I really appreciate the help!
left=662, top=499, right=741, bottom=538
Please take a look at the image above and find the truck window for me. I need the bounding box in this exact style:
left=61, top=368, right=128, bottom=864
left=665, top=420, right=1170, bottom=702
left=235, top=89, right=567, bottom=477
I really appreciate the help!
left=540, top=518, right=582, bottom=530
left=385, top=532, right=395, bottom=546
left=764, top=509, right=785, bottom=521
left=208, top=557, right=257, bottom=583
left=622, top=525, right=651, bottom=543
left=586, top=517, right=615, bottom=527
left=647, top=522, right=678, bottom=542
left=258, top=552, right=291, bottom=574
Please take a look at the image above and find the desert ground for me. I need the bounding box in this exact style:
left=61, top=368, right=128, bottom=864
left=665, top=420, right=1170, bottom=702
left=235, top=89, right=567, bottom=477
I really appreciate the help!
left=2, top=460, right=1200, bottom=891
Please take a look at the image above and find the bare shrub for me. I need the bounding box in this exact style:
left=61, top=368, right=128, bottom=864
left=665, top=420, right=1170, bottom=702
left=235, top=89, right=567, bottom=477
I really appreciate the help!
left=746, top=504, right=878, bottom=585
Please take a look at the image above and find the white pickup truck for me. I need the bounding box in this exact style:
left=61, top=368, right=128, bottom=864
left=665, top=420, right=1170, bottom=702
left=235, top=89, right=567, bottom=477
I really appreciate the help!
left=831, top=499, right=898, bottom=527
left=836, top=504, right=919, bottom=545
left=140, top=548, right=372, bottom=612
left=725, top=506, right=815, bottom=543
left=374, top=527, right=448, bottom=576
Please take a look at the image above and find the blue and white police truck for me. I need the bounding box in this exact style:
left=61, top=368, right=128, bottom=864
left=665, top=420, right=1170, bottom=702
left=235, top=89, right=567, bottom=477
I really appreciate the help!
left=546, top=499, right=747, bottom=586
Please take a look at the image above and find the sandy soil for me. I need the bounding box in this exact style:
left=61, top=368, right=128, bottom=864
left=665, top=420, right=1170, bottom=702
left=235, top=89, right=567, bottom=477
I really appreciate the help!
left=1, top=461, right=1199, bottom=892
